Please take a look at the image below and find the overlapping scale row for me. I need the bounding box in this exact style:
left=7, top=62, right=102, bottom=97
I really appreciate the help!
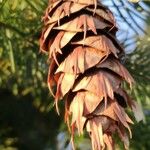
left=40, top=0, right=144, bottom=149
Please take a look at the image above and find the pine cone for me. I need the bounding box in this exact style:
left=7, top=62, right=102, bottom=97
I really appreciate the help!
left=40, top=0, right=144, bottom=149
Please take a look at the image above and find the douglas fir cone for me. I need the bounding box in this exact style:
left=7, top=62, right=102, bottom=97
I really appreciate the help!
left=40, top=0, right=144, bottom=149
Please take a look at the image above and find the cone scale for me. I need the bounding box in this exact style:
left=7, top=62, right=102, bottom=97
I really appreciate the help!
left=40, top=0, right=143, bottom=149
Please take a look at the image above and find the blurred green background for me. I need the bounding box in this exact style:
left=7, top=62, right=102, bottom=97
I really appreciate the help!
left=0, top=0, right=150, bottom=150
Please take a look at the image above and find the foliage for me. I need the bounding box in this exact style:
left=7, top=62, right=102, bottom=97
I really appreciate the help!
left=126, top=33, right=150, bottom=109
left=0, top=0, right=47, bottom=95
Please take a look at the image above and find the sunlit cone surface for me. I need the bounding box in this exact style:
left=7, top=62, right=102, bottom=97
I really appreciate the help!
left=40, top=0, right=144, bottom=149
